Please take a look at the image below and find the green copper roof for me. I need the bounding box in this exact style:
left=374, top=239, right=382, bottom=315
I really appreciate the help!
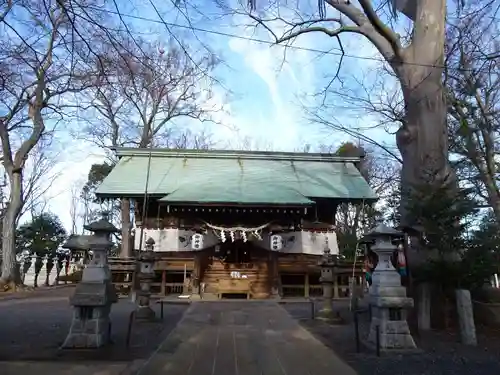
left=96, top=148, right=377, bottom=204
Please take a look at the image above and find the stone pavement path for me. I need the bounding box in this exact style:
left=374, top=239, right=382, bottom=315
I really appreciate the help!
left=136, top=301, right=357, bottom=375
left=1, top=362, right=130, bottom=375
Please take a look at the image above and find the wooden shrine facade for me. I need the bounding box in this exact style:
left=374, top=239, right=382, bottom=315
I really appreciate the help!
left=97, top=148, right=377, bottom=299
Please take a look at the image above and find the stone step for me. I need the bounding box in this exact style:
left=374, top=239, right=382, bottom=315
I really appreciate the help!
left=201, top=292, right=219, bottom=300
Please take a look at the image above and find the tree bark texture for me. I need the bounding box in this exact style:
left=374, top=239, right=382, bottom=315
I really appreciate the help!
left=324, top=0, right=450, bottom=230
left=394, top=0, right=453, bottom=230
left=0, top=171, right=23, bottom=285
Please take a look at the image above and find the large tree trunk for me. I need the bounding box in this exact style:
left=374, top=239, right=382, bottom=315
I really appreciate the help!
left=0, top=171, right=24, bottom=287
left=396, top=73, right=453, bottom=226
left=492, top=200, right=500, bottom=224
left=395, top=0, right=453, bottom=239
left=482, top=175, right=500, bottom=223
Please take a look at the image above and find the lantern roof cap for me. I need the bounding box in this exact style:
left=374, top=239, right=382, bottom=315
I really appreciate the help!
left=84, top=212, right=119, bottom=233
left=362, top=224, right=404, bottom=241
left=396, top=224, right=424, bottom=235
left=62, top=234, right=93, bottom=250
left=146, top=237, right=155, bottom=245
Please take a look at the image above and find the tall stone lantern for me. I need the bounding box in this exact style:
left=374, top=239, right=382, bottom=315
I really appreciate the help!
left=316, top=237, right=342, bottom=322
left=135, top=236, right=156, bottom=320
left=62, top=213, right=118, bottom=348
left=365, top=224, right=416, bottom=350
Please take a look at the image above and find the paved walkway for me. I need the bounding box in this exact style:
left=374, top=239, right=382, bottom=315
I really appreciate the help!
left=137, top=301, right=357, bottom=375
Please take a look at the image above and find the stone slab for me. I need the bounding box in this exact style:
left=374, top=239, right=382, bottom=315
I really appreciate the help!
left=136, top=301, right=357, bottom=375
left=0, top=362, right=128, bottom=375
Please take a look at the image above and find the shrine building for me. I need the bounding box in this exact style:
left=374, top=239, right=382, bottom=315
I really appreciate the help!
left=96, top=148, right=377, bottom=299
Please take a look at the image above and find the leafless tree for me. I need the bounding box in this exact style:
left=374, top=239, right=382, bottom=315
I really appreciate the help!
left=69, top=180, right=82, bottom=235
left=80, top=37, right=222, bottom=151
left=305, top=65, right=404, bottom=164
left=302, top=1, right=500, bottom=221
left=222, top=0, right=497, bottom=230
left=221, top=135, right=274, bottom=151
left=0, top=1, right=103, bottom=287
left=446, top=3, right=500, bottom=221
left=331, top=142, right=399, bottom=257
left=18, top=136, right=61, bottom=221
left=76, top=37, right=222, bottom=257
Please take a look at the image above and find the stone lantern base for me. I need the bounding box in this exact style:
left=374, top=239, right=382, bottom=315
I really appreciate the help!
left=316, top=308, right=344, bottom=324
left=135, top=289, right=156, bottom=320
left=368, top=298, right=416, bottom=350
left=134, top=273, right=156, bottom=321
left=135, top=305, right=156, bottom=320
left=62, top=282, right=117, bottom=348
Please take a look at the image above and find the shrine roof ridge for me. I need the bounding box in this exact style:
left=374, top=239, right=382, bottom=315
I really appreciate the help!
left=113, top=147, right=364, bottom=163
left=97, top=146, right=377, bottom=203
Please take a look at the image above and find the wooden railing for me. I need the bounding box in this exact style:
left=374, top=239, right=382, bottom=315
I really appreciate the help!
left=281, top=284, right=362, bottom=299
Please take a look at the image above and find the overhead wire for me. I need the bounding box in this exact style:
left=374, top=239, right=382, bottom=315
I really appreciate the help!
left=82, top=4, right=487, bottom=72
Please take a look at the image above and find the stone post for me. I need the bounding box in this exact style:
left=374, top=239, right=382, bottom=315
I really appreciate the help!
left=365, top=224, right=416, bottom=351
left=135, top=237, right=156, bottom=320
left=417, top=283, right=431, bottom=330
left=62, top=213, right=118, bottom=348
left=317, top=237, right=342, bottom=323
left=455, top=289, right=477, bottom=346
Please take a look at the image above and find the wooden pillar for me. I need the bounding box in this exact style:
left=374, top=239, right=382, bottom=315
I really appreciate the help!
left=304, top=273, right=310, bottom=298
left=193, top=252, right=202, bottom=294
left=120, top=198, right=132, bottom=258
left=270, top=251, right=280, bottom=297
left=161, top=270, right=166, bottom=296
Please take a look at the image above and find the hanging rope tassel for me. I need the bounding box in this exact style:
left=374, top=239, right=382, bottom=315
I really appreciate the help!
left=397, top=245, right=407, bottom=277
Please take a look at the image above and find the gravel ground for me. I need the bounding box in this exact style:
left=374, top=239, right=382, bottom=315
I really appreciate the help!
left=0, top=288, right=188, bottom=362
left=284, top=301, right=500, bottom=375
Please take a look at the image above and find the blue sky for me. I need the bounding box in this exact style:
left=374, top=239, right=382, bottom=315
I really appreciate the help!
left=34, top=0, right=403, bottom=230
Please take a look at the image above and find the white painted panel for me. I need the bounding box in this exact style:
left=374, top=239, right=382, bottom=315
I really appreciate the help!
left=259, top=231, right=339, bottom=255
left=134, top=228, right=219, bottom=252
left=135, top=228, right=339, bottom=255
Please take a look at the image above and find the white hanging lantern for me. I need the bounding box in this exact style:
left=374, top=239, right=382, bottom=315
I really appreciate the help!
left=191, top=233, right=204, bottom=250
left=270, top=234, right=283, bottom=251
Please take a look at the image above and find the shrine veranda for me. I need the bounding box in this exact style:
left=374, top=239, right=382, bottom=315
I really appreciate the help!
left=97, top=148, right=377, bottom=299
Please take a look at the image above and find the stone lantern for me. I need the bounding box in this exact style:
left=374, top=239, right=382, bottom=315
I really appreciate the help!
left=365, top=224, right=416, bottom=350
left=62, top=234, right=94, bottom=270
left=135, top=236, right=156, bottom=320
left=317, top=237, right=342, bottom=322
left=62, top=213, right=118, bottom=348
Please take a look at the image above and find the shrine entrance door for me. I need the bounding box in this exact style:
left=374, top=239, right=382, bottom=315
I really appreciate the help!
left=202, top=241, right=272, bottom=299
left=219, top=240, right=253, bottom=265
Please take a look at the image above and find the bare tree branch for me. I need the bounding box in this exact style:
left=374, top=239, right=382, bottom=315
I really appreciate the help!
left=0, top=0, right=107, bottom=285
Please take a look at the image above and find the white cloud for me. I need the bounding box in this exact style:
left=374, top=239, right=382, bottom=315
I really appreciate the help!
left=41, top=142, right=107, bottom=232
